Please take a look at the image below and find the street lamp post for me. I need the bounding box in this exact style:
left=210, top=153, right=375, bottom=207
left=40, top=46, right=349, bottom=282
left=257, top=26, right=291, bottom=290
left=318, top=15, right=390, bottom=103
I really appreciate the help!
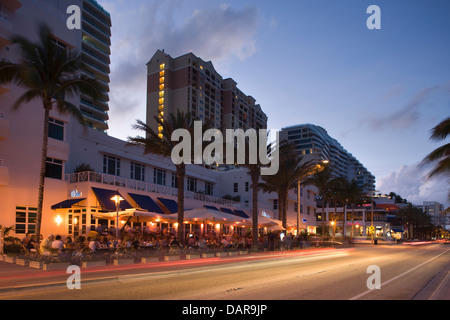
left=371, top=190, right=380, bottom=244
left=297, top=178, right=301, bottom=237
left=111, top=195, right=124, bottom=240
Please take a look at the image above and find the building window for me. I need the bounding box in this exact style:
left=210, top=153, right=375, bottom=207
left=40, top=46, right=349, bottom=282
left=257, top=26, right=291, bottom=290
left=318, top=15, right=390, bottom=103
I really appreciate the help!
left=205, top=182, right=214, bottom=196
left=103, top=155, right=120, bottom=176
left=48, top=117, right=64, bottom=141
left=233, top=182, right=238, bottom=193
left=187, top=177, right=197, bottom=192
left=245, top=182, right=249, bottom=192
left=45, top=158, right=63, bottom=180
left=153, top=168, right=166, bottom=186
left=15, top=206, right=37, bottom=235
left=273, top=199, right=278, bottom=210
left=130, top=162, right=145, bottom=181
left=171, top=173, right=178, bottom=188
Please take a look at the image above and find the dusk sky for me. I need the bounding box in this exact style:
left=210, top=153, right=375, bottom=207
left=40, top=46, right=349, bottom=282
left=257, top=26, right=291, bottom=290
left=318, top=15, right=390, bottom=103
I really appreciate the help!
left=98, top=0, right=450, bottom=207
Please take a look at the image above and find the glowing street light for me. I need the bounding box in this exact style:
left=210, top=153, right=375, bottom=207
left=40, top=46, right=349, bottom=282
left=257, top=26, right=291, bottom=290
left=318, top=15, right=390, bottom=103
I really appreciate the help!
left=111, top=195, right=124, bottom=240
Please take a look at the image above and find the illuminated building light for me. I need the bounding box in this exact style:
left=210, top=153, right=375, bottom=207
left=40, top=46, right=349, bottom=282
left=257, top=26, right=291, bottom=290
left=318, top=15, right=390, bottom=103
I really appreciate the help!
left=55, top=215, right=63, bottom=226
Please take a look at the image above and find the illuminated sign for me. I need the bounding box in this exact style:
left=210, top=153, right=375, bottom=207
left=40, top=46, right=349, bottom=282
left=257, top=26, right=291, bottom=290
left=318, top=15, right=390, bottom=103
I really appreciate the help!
left=70, top=189, right=83, bottom=198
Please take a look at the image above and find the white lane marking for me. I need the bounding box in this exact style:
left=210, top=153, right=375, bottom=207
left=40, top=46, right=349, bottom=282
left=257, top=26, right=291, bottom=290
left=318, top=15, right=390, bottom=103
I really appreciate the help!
left=349, top=249, right=450, bottom=300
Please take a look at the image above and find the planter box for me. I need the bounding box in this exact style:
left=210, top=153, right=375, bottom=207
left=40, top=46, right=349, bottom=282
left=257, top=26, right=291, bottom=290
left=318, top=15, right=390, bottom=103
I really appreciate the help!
left=113, top=258, right=134, bottom=266
left=141, top=256, right=160, bottom=263
left=4, top=256, right=16, bottom=263
left=238, top=251, right=248, bottom=255
left=227, top=251, right=238, bottom=256
left=215, top=252, right=227, bottom=257
left=29, top=261, right=43, bottom=269
left=185, top=254, right=201, bottom=260
left=163, top=255, right=180, bottom=262
left=15, top=258, right=30, bottom=266
left=43, top=262, right=70, bottom=271
left=81, top=260, right=106, bottom=268
left=201, top=253, right=215, bottom=258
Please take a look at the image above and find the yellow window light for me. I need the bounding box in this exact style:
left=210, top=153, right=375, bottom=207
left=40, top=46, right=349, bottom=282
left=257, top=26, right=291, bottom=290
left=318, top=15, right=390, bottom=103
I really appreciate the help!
left=160, top=63, right=165, bottom=70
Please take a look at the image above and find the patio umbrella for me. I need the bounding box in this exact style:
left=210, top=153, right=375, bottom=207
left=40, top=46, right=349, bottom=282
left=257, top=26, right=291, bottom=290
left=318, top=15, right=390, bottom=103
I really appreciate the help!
left=183, top=207, right=250, bottom=225
left=92, top=209, right=177, bottom=223
left=257, top=215, right=282, bottom=227
left=268, top=224, right=286, bottom=231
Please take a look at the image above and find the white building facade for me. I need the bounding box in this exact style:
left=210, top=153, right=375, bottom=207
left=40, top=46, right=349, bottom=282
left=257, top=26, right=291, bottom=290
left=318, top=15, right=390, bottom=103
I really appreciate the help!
left=0, top=0, right=318, bottom=239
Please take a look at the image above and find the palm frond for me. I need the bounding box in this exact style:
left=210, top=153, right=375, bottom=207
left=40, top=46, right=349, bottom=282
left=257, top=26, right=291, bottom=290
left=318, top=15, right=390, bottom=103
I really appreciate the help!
left=430, top=117, right=450, bottom=142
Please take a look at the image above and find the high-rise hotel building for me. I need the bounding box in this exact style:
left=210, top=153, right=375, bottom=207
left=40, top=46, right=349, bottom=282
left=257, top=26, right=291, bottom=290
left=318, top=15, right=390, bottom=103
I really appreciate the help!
left=0, top=0, right=112, bottom=236
left=146, top=49, right=268, bottom=136
left=281, top=124, right=376, bottom=193
left=0, top=0, right=112, bottom=131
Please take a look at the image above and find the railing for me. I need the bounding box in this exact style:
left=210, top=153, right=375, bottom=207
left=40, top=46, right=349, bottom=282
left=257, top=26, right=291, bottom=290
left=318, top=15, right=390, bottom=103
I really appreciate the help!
left=65, top=171, right=240, bottom=207
left=0, top=11, right=8, bottom=21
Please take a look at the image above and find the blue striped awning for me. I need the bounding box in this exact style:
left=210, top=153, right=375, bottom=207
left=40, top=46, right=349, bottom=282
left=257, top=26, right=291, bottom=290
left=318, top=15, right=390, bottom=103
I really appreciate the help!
left=220, top=207, right=235, bottom=215
left=51, top=198, right=86, bottom=210
left=204, top=205, right=219, bottom=211
left=91, top=187, right=132, bottom=212
left=129, top=193, right=164, bottom=214
left=157, top=197, right=178, bottom=214
left=234, top=210, right=250, bottom=218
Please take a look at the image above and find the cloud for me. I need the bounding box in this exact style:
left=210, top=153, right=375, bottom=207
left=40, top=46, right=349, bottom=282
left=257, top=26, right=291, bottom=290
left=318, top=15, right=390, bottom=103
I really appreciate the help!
left=377, top=162, right=449, bottom=207
left=365, top=83, right=450, bottom=132
left=98, top=0, right=261, bottom=139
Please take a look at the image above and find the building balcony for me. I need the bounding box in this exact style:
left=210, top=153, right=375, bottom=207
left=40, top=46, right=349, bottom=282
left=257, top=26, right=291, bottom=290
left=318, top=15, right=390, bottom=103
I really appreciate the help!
left=0, top=112, right=9, bottom=141
left=65, top=171, right=240, bottom=207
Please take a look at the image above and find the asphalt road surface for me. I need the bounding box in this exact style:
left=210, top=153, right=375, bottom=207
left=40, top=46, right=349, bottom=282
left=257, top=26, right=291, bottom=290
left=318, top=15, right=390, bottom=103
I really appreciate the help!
left=1, top=244, right=448, bottom=301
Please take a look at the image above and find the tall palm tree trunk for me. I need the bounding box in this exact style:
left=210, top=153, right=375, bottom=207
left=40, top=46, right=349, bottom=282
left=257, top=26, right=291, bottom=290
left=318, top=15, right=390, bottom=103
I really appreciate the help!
left=176, top=164, right=186, bottom=245
left=35, top=105, right=51, bottom=242
left=251, top=172, right=259, bottom=251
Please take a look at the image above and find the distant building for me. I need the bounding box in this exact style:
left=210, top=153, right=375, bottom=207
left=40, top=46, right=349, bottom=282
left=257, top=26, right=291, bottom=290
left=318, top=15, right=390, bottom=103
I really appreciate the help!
left=280, top=124, right=375, bottom=193
left=146, top=49, right=268, bottom=136
left=420, top=201, right=446, bottom=228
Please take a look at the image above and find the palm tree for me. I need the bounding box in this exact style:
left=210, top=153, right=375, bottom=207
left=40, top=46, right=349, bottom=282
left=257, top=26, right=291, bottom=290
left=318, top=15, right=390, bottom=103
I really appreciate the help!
left=239, top=131, right=274, bottom=251
left=421, top=117, right=450, bottom=200
left=422, top=117, right=450, bottom=178
left=128, top=111, right=211, bottom=244
left=303, top=164, right=332, bottom=236
left=260, top=141, right=316, bottom=229
left=328, top=177, right=347, bottom=239
left=337, top=179, right=366, bottom=240
left=0, top=23, right=101, bottom=241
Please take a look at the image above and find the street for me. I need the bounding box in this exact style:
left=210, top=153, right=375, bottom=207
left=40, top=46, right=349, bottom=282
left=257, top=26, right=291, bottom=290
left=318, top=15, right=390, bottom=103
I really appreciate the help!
left=0, top=244, right=448, bottom=301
